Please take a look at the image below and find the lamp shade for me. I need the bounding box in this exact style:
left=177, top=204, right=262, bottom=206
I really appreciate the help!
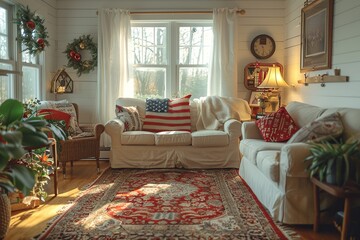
left=258, top=65, right=288, bottom=88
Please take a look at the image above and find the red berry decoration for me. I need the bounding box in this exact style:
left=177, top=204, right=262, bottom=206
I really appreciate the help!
left=26, top=21, right=35, bottom=30
left=74, top=53, right=81, bottom=61
left=69, top=50, right=76, bottom=58
left=37, top=38, right=44, bottom=45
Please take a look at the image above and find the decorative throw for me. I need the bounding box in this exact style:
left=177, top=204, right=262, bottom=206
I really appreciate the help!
left=195, top=96, right=252, bottom=130
left=256, top=107, right=299, bottom=142
left=145, top=98, right=169, bottom=112
left=38, top=102, right=82, bottom=136
left=36, top=169, right=297, bottom=239
left=115, top=105, right=142, bottom=131
left=143, top=95, right=191, bottom=132
left=287, top=112, right=343, bottom=143
left=38, top=108, right=72, bottom=129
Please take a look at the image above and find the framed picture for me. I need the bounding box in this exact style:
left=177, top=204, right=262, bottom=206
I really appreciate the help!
left=300, top=0, right=334, bottom=72
left=249, top=91, right=261, bottom=106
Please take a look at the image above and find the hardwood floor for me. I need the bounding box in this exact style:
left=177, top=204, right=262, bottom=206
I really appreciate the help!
left=6, top=161, right=340, bottom=240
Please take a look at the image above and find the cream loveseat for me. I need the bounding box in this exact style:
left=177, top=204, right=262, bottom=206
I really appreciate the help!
left=105, top=96, right=251, bottom=169
left=239, top=101, right=360, bottom=224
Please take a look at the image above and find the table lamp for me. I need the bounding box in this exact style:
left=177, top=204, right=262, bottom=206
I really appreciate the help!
left=257, top=64, right=288, bottom=112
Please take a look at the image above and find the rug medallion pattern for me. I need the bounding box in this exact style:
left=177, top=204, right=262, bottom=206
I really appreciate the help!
left=37, top=169, right=293, bottom=239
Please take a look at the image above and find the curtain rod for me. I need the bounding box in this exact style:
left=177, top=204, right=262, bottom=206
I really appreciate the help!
left=96, top=9, right=246, bottom=15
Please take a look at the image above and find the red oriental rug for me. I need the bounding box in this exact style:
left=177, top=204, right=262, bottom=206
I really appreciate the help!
left=37, top=169, right=298, bottom=239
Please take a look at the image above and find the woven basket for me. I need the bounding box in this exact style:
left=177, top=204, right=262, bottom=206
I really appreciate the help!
left=0, top=194, right=11, bottom=239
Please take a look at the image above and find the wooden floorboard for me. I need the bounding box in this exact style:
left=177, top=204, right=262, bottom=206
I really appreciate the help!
left=6, top=161, right=340, bottom=239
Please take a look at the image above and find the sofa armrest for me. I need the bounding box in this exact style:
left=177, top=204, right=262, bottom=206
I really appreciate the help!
left=280, top=143, right=311, bottom=178
left=224, top=119, right=242, bottom=139
left=241, top=121, right=263, bottom=140
left=79, top=123, right=105, bottom=139
left=104, top=118, right=125, bottom=146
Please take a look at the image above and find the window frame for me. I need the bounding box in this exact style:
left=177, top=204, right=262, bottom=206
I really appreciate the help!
left=0, top=2, right=42, bottom=103
left=131, top=20, right=212, bottom=98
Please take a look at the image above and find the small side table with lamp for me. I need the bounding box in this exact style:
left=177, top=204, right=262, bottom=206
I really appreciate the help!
left=257, top=64, right=289, bottom=112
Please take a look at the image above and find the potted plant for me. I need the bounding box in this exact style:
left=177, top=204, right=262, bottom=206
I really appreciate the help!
left=0, top=98, right=66, bottom=238
left=305, top=137, right=360, bottom=187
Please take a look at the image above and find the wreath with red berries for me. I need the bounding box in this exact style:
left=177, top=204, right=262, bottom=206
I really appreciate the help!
left=64, top=35, right=97, bottom=77
left=15, top=4, right=50, bottom=55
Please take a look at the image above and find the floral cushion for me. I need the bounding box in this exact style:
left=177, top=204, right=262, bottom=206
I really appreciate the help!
left=287, top=112, right=343, bottom=143
left=115, top=105, right=142, bottom=131
left=256, top=107, right=299, bottom=142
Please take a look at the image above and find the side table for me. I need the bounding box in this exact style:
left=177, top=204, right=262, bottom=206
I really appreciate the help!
left=311, top=177, right=360, bottom=240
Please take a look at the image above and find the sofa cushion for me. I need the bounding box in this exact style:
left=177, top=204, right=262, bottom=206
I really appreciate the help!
left=143, top=95, right=191, bottom=132
left=121, top=131, right=155, bottom=145
left=240, top=139, right=285, bottom=164
left=155, top=131, right=191, bottom=146
left=256, top=151, right=280, bottom=183
left=287, top=112, right=343, bottom=143
left=286, top=101, right=325, bottom=128
left=115, top=105, right=142, bottom=131
left=192, top=130, right=229, bottom=147
left=146, top=98, right=169, bottom=112
left=256, top=107, right=299, bottom=142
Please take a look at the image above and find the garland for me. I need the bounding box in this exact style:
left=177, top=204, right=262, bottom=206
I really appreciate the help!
left=64, top=35, right=97, bottom=77
left=15, top=4, right=50, bottom=55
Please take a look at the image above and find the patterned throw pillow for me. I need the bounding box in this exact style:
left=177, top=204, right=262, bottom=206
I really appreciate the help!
left=38, top=102, right=83, bottom=136
left=143, top=94, right=192, bottom=132
left=115, top=105, right=142, bottom=131
left=146, top=98, right=169, bottom=112
left=287, top=112, right=343, bottom=143
left=256, top=107, right=299, bottom=142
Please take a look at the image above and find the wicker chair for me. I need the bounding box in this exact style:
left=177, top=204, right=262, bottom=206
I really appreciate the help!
left=58, top=103, right=105, bottom=177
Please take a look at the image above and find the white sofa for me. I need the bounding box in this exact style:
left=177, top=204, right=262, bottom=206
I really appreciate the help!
left=105, top=97, right=251, bottom=169
left=239, top=101, right=360, bottom=224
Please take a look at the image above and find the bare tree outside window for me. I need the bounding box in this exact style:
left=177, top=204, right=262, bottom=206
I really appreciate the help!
left=131, top=22, right=212, bottom=99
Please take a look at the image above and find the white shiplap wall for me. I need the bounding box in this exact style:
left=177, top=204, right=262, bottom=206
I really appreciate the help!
left=284, top=0, right=360, bottom=108
left=47, top=0, right=285, bottom=124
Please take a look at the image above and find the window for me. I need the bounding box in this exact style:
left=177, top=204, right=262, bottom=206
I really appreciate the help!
left=0, top=3, right=41, bottom=103
left=131, top=21, right=213, bottom=99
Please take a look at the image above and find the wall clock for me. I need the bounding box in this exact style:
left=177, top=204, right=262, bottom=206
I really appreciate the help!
left=250, top=34, right=276, bottom=59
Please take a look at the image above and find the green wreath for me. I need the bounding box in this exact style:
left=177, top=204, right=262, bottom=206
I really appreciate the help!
left=15, top=4, right=50, bottom=55
left=64, top=35, right=97, bottom=77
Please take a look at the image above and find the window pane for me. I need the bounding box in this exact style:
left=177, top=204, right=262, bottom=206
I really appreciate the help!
left=134, top=67, right=166, bottom=98
left=0, top=63, right=11, bottom=103
left=179, top=67, right=208, bottom=99
left=132, top=27, right=166, bottom=64
left=0, top=6, right=9, bottom=59
left=22, top=50, right=37, bottom=64
left=22, top=66, right=39, bottom=101
left=179, top=27, right=213, bottom=65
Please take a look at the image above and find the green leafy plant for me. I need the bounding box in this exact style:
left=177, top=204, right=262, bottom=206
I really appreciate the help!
left=305, top=137, right=360, bottom=186
left=0, top=99, right=66, bottom=199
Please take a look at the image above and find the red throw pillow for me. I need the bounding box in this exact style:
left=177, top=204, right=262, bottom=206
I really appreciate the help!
left=38, top=108, right=72, bottom=129
left=256, top=107, right=299, bottom=142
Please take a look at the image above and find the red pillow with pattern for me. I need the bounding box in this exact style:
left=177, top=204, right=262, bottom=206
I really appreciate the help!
left=256, top=107, right=299, bottom=142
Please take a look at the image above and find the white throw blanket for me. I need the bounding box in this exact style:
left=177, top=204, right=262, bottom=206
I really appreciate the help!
left=195, top=96, right=251, bottom=130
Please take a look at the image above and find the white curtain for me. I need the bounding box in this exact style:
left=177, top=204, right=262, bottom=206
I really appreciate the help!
left=98, top=9, right=131, bottom=147
left=208, top=8, right=238, bottom=97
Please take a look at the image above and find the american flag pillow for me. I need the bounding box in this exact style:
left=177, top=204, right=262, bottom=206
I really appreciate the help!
left=143, top=94, right=192, bottom=132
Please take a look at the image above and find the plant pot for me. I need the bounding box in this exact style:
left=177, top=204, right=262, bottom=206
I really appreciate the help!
left=0, top=193, right=11, bottom=239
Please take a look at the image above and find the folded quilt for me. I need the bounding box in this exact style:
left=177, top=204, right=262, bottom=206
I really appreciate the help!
left=195, top=96, right=251, bottom=130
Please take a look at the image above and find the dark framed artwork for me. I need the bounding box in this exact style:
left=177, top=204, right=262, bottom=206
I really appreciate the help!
left=300, top=0, right=334, bottom=72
